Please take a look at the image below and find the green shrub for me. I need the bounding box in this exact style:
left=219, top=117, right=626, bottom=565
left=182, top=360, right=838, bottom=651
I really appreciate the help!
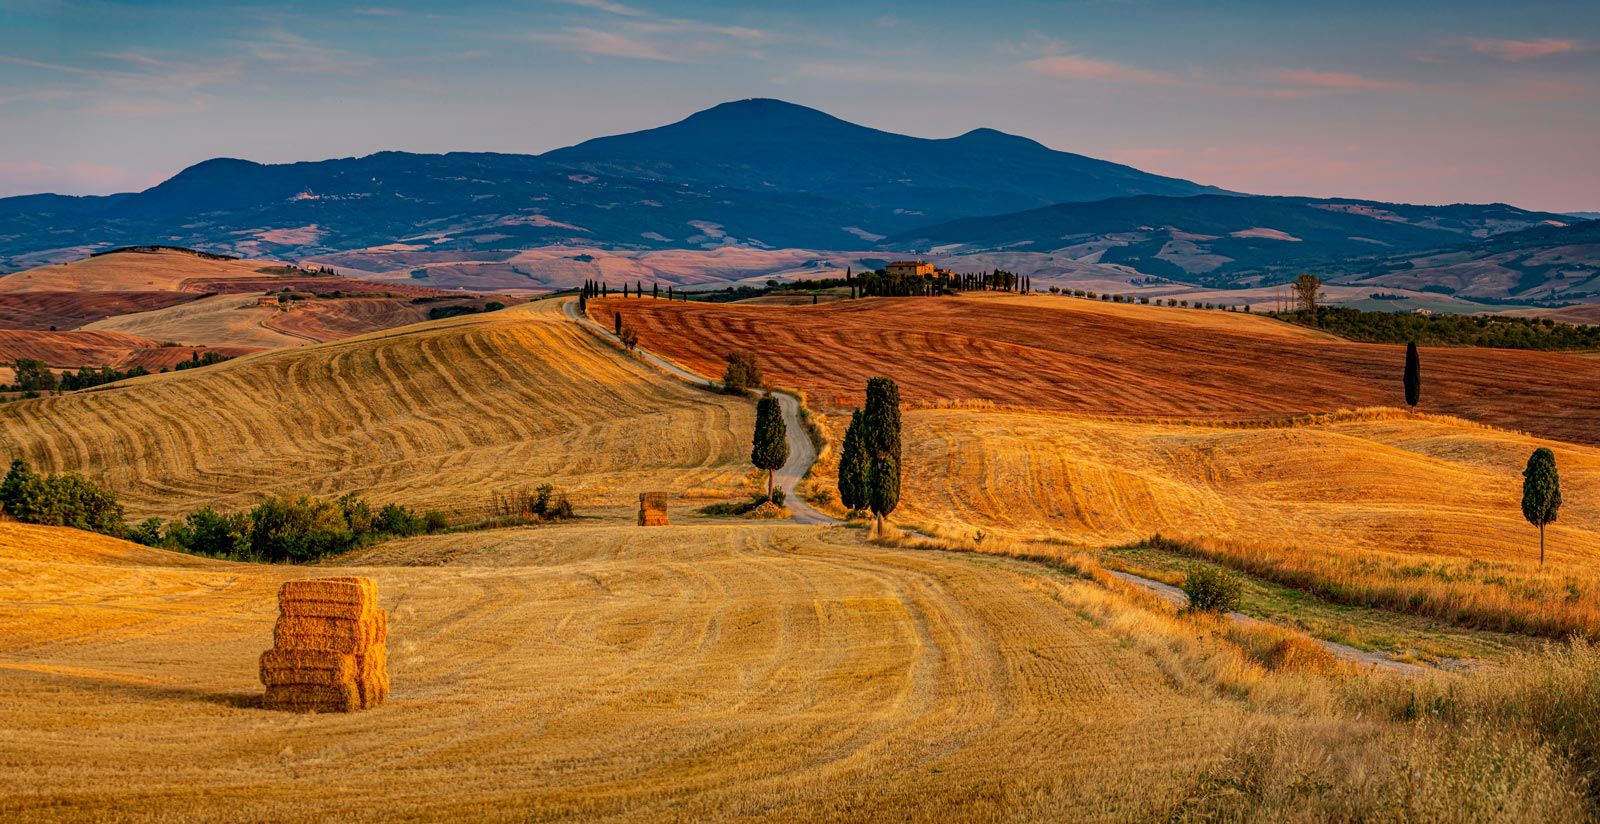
left=0, top=459, right=125, bottom=537
left=248, top=493, right=356, bottom=563
left=1183, top=566, right=1243, bottom=613
left=423, top=510, right=450, bottom=533
left=376, top=502, right=423, bottom=537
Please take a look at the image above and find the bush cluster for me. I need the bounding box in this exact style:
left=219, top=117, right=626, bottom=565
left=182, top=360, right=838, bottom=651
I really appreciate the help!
left=721, top=351, right=763, bottom=395
left=0, top=458, right=449, bottom=563
left=489, top=483, right=575, bottom=523
left=1182, top=565, right=1243, bottom=613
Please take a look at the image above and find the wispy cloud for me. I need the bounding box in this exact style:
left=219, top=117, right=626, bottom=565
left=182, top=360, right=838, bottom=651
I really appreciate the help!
left=553, top=0, right=648, bottom=17
left=1266, top=70, right=1415, bottom=93
left=531, top=2, right=766, bottom=63
left=1025, top=54, right=1181, bottom=86
left=529, top=27, right=684, bottom=62
left=1471, top=38, right=1581, bottom=61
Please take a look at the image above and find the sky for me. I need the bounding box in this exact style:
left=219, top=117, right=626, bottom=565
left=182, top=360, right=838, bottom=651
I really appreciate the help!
left=1, top=0, right=1597, bottom=212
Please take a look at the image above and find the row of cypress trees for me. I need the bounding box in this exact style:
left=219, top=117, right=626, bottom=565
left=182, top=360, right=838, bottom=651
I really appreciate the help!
left=836, top=377, right=902, bottom=532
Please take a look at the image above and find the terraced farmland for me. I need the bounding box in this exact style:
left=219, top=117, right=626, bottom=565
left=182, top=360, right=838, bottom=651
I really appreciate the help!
left=0, top=299, right=752, bottom=518
left=595, top=293, right=1600, bottom=445
left=0, top=521, right=1248, bottom=821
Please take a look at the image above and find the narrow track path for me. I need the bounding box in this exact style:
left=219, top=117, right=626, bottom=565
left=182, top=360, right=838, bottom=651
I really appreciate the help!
left=565, top=297, right=837, bottom=524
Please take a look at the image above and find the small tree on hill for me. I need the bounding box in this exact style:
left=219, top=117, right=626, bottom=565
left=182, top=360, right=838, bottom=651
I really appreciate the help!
left=614, top=311, right=622, bottom=336
left=618, top=322, right=639, bottom=351
left=862, top=377, right=902, bottom=534
left=751, top=394, right=789, bottom=501
left=1403, top=341, right=1421, bottom=409
left=838, top=408, right=867, bottom=514
left=1522, top=447, right=1562, bottom=566
left=722, top=351, right=762, bottom=395
left=1291, top=274, right=1324, bottom=315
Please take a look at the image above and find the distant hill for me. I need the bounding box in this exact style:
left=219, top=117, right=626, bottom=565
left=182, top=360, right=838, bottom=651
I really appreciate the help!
left=886, top=194, right=1572, bottom=286
left=1346, top=219, right=1600, bottom=301
left=0, top=99, right=1224, bottom=272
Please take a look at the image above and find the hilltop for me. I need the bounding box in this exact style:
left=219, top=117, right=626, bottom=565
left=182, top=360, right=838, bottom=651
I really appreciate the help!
left=0, top=99, right=1222, bottom=272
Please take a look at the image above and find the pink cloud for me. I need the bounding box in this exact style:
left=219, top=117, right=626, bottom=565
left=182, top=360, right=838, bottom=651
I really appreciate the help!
left=1268, top=70, right=1414, bottom=92
left=1025, top=54, right=1181, bottom=86
left=1471, top=38, right=1580, bottom=61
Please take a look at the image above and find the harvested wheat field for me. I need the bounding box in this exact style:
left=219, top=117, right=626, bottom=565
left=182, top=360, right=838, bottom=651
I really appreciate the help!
left=1, top=520, right=1262, bottom=821
left=0, top=299, right=751, bottom=518
left=595, top=293, right=1600, bottom=445
left=894, top=407, right=1600, bottom=561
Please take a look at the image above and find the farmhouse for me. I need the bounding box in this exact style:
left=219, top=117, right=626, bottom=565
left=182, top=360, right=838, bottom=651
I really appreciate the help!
left=885, top=260, right=936, bottom=279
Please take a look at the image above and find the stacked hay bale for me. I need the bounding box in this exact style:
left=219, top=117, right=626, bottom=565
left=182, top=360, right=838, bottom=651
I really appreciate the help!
left=638, top=491, right=669, bottom=526
left=260, top=576, right=388, bottom=712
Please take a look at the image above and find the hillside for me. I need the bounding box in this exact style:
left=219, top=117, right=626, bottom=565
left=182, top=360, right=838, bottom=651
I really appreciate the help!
left=886, top=195, right=1571, bottom=287
left=596, top=293, right=1600, bottom=446
left=0, top=299, right=753, bottom=518
left=1346, top=219, right=1600, bottom=301
left=0, top=247, right=491, bottom=355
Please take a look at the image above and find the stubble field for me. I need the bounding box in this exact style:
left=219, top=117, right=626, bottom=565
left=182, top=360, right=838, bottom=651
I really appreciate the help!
left=0, top=299, right=752, bottom=519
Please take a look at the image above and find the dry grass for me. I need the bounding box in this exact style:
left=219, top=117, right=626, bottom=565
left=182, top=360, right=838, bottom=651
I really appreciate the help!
left=0, top=299, right=753, bottom=518
left=597, top=292, right=1600, bottom=446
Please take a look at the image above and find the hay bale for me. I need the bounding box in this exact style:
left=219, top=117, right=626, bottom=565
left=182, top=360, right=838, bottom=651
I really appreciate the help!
left=273, top=612, right=386, bottom=654
left=261, top=577, right=388, bottom=713
left=279, top=577, right=377, bottom=620
left=638, top=491, right=669, bottom=526
left=259, top=649, right=358, bottom=686
left=263, top=683, right=360, bottom=713
left=355, top=642, right=388, bottom=709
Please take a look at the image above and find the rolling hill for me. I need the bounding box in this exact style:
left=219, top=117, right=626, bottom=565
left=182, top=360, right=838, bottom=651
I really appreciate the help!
left=0, top=298, right=753, bottom=518
left=1345, top=219, right=1600, bottom=301
left=596, top=293, right=1600, bottom=446
left=885, top=195, right=1572, bottom=287
left=0, top=247, right=493, bottom=356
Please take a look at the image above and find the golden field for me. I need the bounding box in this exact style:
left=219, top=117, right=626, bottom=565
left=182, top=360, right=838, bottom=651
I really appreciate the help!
left=6, top=289, right=1600, bottom=819
left=0, top=521, right=1247, bottom=821
left=0, top=298, right=752, bottom=518
left=6, top=520, right=1592, bottom=822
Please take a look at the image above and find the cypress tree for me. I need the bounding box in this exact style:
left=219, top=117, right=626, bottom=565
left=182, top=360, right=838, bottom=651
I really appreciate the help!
left=838, top=409, right=867, bottom=513
left=862, top=377, right=902, bottom=533
left=1522, top=448, right=1562, bottom=565
left=653, top=282, right=659, bottom=299
left=1403, top=341, right=1421, bottom=409
left=614, top=311, right=622, bottom=336
left=751, top=394, right=789, bottom=501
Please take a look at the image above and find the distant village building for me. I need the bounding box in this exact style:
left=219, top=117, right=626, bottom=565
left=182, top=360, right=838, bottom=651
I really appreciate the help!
left=1411, top=307, right=1436, bottom=316
left=886, top=260, right=936, bottom=279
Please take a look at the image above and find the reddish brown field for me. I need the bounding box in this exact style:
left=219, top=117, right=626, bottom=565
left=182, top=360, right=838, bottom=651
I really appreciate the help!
left=595, top=293, right=1600, bottom=445
left=0, top=292, right=199, bottom=330
left=262, top=297, right=440, bottom=342
left=0, top=329, right=259, bottom=371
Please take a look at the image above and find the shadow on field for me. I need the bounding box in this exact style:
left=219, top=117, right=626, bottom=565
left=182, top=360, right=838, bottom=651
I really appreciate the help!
left=5, top=666, right=262, bottom=709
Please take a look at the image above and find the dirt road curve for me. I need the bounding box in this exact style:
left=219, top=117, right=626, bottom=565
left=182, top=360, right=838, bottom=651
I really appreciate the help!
left=564, top=298, right=837, bottom=525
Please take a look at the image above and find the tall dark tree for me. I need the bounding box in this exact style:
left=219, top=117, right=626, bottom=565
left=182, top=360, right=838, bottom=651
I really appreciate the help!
left=653, top=282, right=659, bottom=299
left=614, top=311, right=622, bottom=336
left=837, top=409, right=867, bottom=513
left=1403, top=341, right=1421, bottom=409
left=862, top=376, right=902, bottom=533
left=751, top=394, right=789, bottom=500
left=1522, top=447, right=1562, bottom=566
